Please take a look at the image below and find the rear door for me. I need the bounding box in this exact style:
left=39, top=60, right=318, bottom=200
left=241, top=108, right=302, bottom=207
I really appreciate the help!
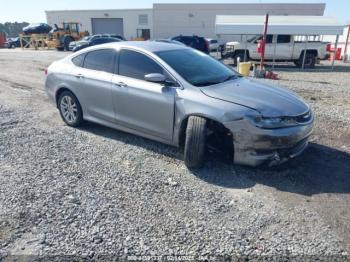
left=71, top=48, right=117, bottom=122
left=111, top=49, right=176, bottom=141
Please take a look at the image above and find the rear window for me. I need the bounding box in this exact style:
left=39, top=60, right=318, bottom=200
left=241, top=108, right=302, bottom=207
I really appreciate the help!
left=72, top=53, right=85, bottom=67
left=83, top=49, right=116, bottom=73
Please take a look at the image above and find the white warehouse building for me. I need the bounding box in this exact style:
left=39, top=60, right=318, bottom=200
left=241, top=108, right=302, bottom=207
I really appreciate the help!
left=46, top=3, right=325, bottom=41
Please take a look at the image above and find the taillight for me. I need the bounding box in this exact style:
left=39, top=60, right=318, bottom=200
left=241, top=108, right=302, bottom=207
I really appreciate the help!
left=326, top=43, right=332, bottom=52
left=44, top=68, right=48, bottom=75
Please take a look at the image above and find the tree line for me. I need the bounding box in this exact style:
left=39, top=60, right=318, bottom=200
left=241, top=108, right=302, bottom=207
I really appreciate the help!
left=0, top=22, right=29, bottom=37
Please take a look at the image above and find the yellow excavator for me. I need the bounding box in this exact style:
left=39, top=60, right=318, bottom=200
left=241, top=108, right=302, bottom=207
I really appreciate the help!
left=46, top=22, right=89, bottom=51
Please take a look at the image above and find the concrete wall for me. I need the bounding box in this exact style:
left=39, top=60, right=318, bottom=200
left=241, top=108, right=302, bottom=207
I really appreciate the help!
left=46, top=9, right=153, bottom=40
left=153, top=3, right=326, bottom=41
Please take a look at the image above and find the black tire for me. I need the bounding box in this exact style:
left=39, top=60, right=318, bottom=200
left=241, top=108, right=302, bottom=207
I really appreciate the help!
left=298, top=53, right=316, bottom=68
left=294, top=61, right=301, bottom=67
left=58, top=91, right=83, bottom=127
left=233, top=52, right=248, bottom=66
left=184, top=116, right=207, bottom=168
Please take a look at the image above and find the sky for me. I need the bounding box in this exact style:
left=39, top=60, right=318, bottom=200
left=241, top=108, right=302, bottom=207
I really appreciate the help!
left=0, top=0, right=349, bottom=24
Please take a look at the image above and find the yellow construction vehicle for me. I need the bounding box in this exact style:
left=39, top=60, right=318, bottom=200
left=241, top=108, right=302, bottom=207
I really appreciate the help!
left=46, top=22, right=88, bottom=51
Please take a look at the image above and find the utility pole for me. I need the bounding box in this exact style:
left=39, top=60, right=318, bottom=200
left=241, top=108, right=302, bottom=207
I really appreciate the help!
left=260, top=13, right=269, bottom=71
left=343, top=25, right=350, bottom=62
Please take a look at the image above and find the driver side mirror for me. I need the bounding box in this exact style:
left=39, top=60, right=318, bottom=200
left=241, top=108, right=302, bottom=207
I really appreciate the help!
left=144, top=73, right=178, bottom=87
left=144, top=73, right=167, bottom=83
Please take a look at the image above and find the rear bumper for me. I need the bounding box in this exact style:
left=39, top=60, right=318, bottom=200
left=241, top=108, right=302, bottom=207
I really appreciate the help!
left=321, top=53, right=330, bottom=60
left=224, top=117, right=314, bottom=166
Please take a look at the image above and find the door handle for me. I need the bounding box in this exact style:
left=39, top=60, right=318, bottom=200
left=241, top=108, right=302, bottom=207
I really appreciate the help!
left=75, top=74, right=84, bottom=79
left=114, top=82, right=127, bottom=87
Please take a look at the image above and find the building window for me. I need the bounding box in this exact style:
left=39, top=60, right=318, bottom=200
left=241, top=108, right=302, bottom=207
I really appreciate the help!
left=138, top=14, right=148, bottom=25
left=137, top=29, right=150, bottom=40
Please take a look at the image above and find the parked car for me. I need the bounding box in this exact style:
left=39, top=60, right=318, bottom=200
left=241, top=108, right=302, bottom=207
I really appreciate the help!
left=22, top=23, right=52, bottom=35
left=221, top=34, right=330, bottom=67
left=171, top=35, right=209, bottom=54
left=206, top=38, right=220, bottom=51
left=153, top=39, right=186, bottom=46
left=72, top=37, right=121, bottom=52
left=5, top=37, right=29, bottom=48
left=69, top=34, right=125, bottom=51
left=45, top=42, right=313, bottom=168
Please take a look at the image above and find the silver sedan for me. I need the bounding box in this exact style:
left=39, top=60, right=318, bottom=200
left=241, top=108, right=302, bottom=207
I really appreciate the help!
left=45, top=42, right=314, bottom=168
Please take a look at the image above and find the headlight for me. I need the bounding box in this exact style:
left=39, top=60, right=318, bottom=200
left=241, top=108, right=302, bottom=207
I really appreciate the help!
left=226, top=45, right=234, bottom=51
left=247, top=115, right=298, bottom=129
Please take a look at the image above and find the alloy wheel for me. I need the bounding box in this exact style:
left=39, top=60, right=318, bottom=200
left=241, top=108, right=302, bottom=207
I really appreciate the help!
left=60, top=95, right=78, bottom=123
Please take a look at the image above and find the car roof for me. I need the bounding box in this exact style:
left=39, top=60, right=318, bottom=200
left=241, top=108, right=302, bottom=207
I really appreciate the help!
left=94, top=41, right=188, bottom=53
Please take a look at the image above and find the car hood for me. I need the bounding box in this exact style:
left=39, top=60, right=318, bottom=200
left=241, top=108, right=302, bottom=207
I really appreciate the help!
left=200, top=77, right=309, bottom=117
left=226, top=41, right=240, bottom=46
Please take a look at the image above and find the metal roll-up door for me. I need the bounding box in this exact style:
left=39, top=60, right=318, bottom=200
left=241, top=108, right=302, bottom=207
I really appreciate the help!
left=91, top=18, right=124, bottom=36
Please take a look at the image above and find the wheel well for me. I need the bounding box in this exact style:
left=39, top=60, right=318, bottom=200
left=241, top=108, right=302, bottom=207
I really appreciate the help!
left=234, top=50, right=250, bottom=59
left=179, top=116, right=234, bottom=156
left=300, top=49, right=318, bottom=59
left=55, top=87, right=72, bottom=108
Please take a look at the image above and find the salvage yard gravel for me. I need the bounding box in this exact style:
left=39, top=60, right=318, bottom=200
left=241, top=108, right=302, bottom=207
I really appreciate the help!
left=0, top=50, right=349, bottom=260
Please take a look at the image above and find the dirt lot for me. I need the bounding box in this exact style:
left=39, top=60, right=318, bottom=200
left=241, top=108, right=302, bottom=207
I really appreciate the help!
left=0, top=49, right=349, bottom=260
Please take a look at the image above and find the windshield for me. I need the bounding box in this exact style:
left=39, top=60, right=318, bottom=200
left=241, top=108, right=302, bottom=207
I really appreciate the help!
left=155, top=49, right=237, bottom=87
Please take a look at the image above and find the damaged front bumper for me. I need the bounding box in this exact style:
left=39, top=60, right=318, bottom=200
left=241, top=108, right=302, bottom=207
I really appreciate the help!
left=224, top=117, right=314, bottom=167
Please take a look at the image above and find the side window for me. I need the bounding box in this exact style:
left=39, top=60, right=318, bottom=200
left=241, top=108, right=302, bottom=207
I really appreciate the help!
left=72, top=53, right=85, bottom=67
left=83, top=49, right=116, bottom=73
left=266, top=35, right=273, bottom=44
left=119, top=49, right=164, bottom=80
left=181, top=37, right=193, bottom=46
left=91, top=38, right=109, bottom=45
left=277, top=35, right=291, bottom=43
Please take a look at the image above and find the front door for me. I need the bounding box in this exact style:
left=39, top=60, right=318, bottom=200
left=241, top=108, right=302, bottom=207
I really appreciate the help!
left=263, top=35, right=275, bottom=59
left=111, top=49, right=176, bottom=141
left=274, top=35, right=293, bottom=60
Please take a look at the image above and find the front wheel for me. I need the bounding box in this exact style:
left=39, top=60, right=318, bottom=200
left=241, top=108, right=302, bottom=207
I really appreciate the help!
left=233, top=52, right=248, bottom=66
left=184, top=116, right=207, bottom=168
left=58, top=91, right=83, bottom=127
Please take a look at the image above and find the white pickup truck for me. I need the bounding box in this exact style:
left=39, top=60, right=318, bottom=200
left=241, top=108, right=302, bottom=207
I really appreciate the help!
left=221, top=34, right=330, bottom=68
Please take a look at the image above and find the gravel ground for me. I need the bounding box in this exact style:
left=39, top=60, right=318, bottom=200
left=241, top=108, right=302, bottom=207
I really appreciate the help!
left=0, top=49, right=349, bottom=260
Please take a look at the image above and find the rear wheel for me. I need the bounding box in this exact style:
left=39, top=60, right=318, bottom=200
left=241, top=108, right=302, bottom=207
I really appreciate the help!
left=184, top=116, right=207, bottom=168
left=58, top=91, right=83, bottom=127
left=297, top=53, right=316, bottom=68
